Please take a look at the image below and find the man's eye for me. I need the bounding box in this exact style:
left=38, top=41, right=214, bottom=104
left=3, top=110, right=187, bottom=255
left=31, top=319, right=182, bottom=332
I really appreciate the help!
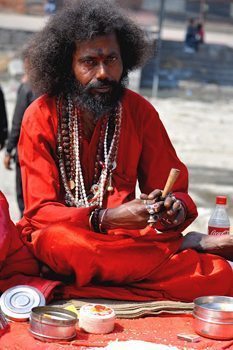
left=84, top=59, right=96, bottom=66
left=106, top=57, right=117, bottom=64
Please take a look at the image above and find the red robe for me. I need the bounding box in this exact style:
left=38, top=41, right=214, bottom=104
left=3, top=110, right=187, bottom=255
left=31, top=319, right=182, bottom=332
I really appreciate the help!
left=15, top=88, right=233, bottom=302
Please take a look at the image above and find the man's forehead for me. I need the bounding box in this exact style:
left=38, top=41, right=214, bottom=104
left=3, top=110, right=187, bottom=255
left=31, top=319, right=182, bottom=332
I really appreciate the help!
left=75, top=33, right=120, bottom=56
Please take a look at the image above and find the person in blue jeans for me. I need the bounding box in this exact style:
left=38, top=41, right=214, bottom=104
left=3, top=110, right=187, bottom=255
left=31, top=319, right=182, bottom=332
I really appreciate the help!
left=184, top=18, right=198, bottom=53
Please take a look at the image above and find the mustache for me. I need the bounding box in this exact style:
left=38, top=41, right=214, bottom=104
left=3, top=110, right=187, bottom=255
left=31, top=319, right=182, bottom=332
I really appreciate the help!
left=84, top=79, right=118, bottom=91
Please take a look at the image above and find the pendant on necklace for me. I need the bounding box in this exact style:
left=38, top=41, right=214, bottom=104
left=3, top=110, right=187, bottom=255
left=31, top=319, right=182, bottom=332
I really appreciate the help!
left=107, top=173, right=114, bottom=192
left=106, top=161, right=116, bottom=192
left=68, top=180, right=76, bottom=190
left=87, top=184, right=100, bottom=202
left=110, top=161, right=117, bottom=171
left=91, top=184, right=99, bottom=194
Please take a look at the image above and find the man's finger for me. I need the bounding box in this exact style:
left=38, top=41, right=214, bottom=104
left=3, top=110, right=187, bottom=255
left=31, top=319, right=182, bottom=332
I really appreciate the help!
left=172, top=208, right=185, bottom=225
left=140, top=193, right=148, bottom=200
left=147, top=189, right=162, bottom=200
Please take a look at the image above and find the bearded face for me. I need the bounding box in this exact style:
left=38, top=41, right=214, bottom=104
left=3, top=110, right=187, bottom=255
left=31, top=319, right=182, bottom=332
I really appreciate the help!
left=71, top=33, right=127, bottom=118
left=71, top=76, right=126, bottom=117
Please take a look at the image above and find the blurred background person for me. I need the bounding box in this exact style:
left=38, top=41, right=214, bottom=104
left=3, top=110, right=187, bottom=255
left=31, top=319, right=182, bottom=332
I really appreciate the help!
left=195, top=22, right=205, bottom=50
left=184, top=18, right=198, bottom=53
left=0, top=85, right=8, bottom=151
left=4, top=50, right=35, bottom=217
left=44, top=0, right=57, bottom=15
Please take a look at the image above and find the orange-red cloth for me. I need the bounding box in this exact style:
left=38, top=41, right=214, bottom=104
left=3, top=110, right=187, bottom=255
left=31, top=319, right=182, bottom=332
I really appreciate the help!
left=0, top=192, right=61, bottom=299
left=14, top=88, right=233, bottom=302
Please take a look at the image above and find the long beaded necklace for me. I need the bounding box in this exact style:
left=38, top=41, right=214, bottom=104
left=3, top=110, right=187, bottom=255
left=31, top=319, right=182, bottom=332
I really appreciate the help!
left=57, top=94, right=122, bottom=208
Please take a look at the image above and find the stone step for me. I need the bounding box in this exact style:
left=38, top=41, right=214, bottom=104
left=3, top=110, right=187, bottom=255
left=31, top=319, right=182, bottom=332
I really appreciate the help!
left=160, top=41, right=233, bottom=63
left=140, top=39, right=233, bottom=89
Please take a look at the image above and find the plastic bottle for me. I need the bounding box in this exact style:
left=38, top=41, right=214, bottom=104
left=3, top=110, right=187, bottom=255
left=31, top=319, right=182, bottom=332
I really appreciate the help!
left=208, top=196, right=230, bottom=235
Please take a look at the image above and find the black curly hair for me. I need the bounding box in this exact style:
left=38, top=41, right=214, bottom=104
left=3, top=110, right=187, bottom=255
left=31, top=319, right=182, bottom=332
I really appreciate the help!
left=27, top=0, right=152, bottom=96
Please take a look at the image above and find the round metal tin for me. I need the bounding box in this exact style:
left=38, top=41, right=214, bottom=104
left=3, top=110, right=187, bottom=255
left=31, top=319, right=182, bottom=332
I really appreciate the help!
left=29, top=306, right=77, bottom=342
left=0, top=285, right=46, bottom=321
left=193, top=295, right=233, bottom=340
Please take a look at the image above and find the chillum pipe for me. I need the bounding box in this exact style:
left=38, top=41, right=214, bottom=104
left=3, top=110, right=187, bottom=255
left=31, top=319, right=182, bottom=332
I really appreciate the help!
left=161, top=168, right=180, bottom=198
left=147, top=168, right=180, bottom=228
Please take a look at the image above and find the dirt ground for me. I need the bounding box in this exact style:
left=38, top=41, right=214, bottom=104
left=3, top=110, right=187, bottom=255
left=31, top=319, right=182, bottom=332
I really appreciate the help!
left=154, top=82, right=233, bottom=233
left=0, top=78, right=233, bottom=233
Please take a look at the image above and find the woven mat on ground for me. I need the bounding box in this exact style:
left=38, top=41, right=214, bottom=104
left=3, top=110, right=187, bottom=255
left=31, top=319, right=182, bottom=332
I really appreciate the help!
left=1, top=314, right=233, bottom=349
left=50, top=298, right=194, bottom=318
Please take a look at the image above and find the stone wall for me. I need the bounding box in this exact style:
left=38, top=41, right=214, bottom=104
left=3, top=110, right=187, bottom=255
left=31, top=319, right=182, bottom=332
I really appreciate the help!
left=0, top=28, right=34, bottom=51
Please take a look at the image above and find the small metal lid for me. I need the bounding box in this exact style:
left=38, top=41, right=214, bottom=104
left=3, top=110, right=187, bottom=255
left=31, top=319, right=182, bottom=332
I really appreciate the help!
left=0, top=285, right=46, bottom=321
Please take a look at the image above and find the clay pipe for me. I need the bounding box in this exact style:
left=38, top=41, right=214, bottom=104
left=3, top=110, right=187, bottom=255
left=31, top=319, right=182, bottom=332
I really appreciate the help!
left=161, top=168, right=180, bottom=198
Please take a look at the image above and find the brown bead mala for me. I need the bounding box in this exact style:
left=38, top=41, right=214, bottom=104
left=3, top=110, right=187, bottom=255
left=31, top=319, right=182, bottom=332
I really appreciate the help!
left=57, top=94, right=122, bottom=208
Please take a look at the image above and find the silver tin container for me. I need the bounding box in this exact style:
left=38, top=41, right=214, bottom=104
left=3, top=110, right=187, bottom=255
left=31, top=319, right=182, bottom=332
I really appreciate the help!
left=0, top=285, right=46, bottom=321
left=193, top=295, right=233, bottom=340
left=29, top=306, right=77, bottom=342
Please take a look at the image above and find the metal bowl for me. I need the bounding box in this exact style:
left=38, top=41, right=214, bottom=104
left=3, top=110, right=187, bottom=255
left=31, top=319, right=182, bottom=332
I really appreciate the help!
left=193, top=296, right=233, bottom=340
left=29, top=306, right=77, bottom=342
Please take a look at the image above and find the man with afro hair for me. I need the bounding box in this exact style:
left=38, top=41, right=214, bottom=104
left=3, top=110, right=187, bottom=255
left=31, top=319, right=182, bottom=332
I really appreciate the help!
left=15, top=0, right=233, bottom=302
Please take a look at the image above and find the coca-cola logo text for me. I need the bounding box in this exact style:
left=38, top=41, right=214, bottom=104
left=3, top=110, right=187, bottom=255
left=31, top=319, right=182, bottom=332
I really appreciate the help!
left=208, top=227, right=230, bottom=235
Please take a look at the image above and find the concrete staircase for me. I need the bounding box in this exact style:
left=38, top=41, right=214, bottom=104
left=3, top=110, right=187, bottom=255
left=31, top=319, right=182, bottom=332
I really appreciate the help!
left=140, top=39, right=233, bottom=91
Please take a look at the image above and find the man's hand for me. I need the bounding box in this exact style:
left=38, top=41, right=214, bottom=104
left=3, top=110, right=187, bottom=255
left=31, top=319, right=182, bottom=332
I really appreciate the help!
left=4, top=153, right=13, bottom=170
left=140, top=189, right=186, bottom=228
left=100, top=198, right=150, bottom=230
left=99, top=190, right=186, bottom=231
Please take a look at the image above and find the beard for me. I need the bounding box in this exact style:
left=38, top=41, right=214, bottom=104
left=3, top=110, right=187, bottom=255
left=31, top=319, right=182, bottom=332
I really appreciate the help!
left=69, top=75, right=127, bottom=118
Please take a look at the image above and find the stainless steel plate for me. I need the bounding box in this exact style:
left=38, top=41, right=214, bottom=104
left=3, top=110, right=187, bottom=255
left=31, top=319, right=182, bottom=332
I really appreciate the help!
left=0, top=285, right=46, bottom=321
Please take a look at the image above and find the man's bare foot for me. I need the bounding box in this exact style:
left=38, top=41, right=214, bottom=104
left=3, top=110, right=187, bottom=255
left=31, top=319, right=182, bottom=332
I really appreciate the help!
left=179, top=231, right=233, bottom=261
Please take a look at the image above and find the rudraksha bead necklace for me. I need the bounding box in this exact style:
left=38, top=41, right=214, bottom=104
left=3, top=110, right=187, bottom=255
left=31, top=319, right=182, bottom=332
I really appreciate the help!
left=57, top=95, right=122, bottom=208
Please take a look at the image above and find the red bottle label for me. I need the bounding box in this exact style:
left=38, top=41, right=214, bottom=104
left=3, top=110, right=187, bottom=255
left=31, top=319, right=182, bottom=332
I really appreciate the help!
left=208, top=226, right=230, bottom=235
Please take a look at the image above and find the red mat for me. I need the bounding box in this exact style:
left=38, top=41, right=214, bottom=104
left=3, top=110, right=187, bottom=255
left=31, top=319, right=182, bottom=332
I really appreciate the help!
left=1, top=314, right=233, bottom=350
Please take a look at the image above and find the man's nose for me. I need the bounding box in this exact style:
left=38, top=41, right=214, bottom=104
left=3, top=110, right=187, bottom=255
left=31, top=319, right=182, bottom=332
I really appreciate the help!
left=96, top=63, right=108, bottom=80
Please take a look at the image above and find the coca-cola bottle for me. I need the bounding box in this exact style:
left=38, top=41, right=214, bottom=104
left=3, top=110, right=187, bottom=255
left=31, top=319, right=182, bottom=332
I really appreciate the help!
left=208, top=196, right=230, bottom=235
